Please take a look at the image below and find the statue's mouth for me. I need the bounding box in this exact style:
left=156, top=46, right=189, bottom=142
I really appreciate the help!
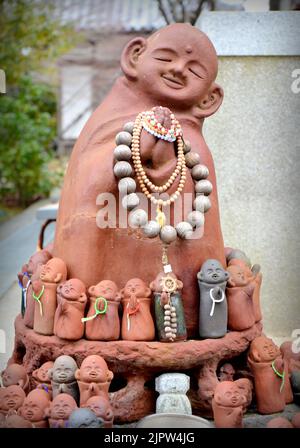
left=161, top=75, right=184, bottom=88
left=7, top=400, right=16, bottom=407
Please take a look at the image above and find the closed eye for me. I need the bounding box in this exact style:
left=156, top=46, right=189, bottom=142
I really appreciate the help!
left=188, top=68, right=204, bottom=79
left=154, top=57, right=172, bottom=62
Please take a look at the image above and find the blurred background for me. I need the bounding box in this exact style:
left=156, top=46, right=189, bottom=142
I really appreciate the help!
left=0, top=0, right=300, bottom=368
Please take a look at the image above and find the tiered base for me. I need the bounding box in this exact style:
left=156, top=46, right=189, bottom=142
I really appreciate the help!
left=10, top=315, right=262, bottom=423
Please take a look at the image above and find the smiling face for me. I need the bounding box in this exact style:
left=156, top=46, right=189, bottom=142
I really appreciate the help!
left=61, top=279, right=86, bottom=300
left=91, top=280, right=118, bottom=300
left=34, top=361, right=54, bottom=383
left=199, top=259, right=229, bottom=284
left=85, top=396, right=113, bottom=421
left=250, top=336, right=281, bottom=362
left=1, top=363, right=27, bottom=388
left=79, top=356, right=108, bottom=383
left=227, top=265, right=248, bottom=287
left=134, top=24, right=217, bottom=108
left=20, top=390, right=49, bottom=422
left=123, top=278, right=150, bottom=298
left=1, top=385, right=25, bottom=412
left=49, top=394, right=77, bottom=420
left=52, top=356, right=77, bottom=383
left=214, top=382, right=244, bottom=408
left=40, top=257, right=67, bottom=283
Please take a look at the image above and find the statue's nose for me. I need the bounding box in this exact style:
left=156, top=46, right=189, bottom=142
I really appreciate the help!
left=169, top=63, right=185, bottom=77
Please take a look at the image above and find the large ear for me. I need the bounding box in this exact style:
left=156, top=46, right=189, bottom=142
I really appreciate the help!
left=149, top=281, right=155, bottom=292
left=32, top=369, right=39, bottom=380
left=54, top=273, right=63, bottom=283
left=107, top=370, right=114, bottom=382
left=144, top=286, right=151, bottom=298
left=120, top=37, right=147, bottom=80
left=75, top=369, right=80, bottom=381
left=193, top=83, right=224, bottom=119
left=88, top=285, right=96, bottom=296
left=251, top=348, right=261, bottom=362
left=176, top=280, right=183, bottom=291
left=227, top=277, right=236, bottom=287
left=17, top=379, right=25, bottom=388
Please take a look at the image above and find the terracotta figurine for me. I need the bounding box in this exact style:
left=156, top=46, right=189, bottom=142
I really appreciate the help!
left=3, top=414, right=33, bottom=428
left=67, top=408, right=104, bottom=428
left=32, top=361, right=54, bottom=397
left=53, top=23, right=227, bottom=339
left=85, top=280, right=121, bottom=341
left=120, top=278, right=155, bottom=341
left=197, top=259, right=229, bottom=338
left=19, top=389, right=50, bottom=428
left=49, top=355, right=79, bottom=403
left=1, top=363, right=29, bottom=393
left=248, top=336, right=287, bottom=414
left=150, top=271, right=187, bottom=342
left=218, top=363, right=235, bottom=382
left=226, top=265, right=256, bottom=331
left=0, top=385, right=26, bottom=418
left=85, top=394, right=114, bottom=428
left=212, top=381, right=246, bottom=428
left=45, top=393, right=78, bottom=428
left=75, top=355, right=114, bottom=406
left=54, top=278, right=87, bottom=340
left=266, top=417, right=293, bottom=428
left=33, top=257, right=67, bottom=335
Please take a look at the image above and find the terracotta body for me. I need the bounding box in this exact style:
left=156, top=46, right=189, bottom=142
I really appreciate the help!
left=0, top=385, right=25, bottom=417
left=75, top=355, right=113, bottom=406
left=150, top=271, right=187, bottom=342
left=54, top=279, right=87, bottom=340
left=33, top=257, right=67, bottom=335
left=197, top=259, right=229, bottom=338
left=1, top=363, right=29, bottom=393
left=248, top=336, right=286, bottom=414
left=212, top=381, right=246, bottom=428
left=85, top=280, right=121, bottom=341
left=85, top=395, right=114, bottom=428
left=19, top=389, right=50, bottom=428
left=46, top=393, right=78, bottom=428
left=226, top=265, right=256, bottom=331
left=121, top=278, right=155, bottom=341
left=22, top=250, right=52, bottom=328
left=49, top=355, right=79, bottom=403
left=53, top=24, right=226, bottom=338
left=32, top=361, right=54, bottom=397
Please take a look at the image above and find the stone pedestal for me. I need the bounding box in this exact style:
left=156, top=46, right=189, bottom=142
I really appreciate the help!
left=10, top=314, right=262, bottom=423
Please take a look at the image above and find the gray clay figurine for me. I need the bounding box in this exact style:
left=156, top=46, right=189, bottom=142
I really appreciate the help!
left=197, top=259, right=229, bottom=338
left=67, top=408, right=104, bottom=428
left=49, top=355, right=79, bottom=404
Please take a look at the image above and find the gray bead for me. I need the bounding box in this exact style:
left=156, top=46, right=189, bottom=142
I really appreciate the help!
left=128, top=208, right=148, bottom=228
left=183, top=140, right=191, bottom=154
left=191, top=164, right=209, bottom=180
left=185, top=152, right=201, bottom=168
left=114, top=161, right=133, bottom=178
left=115, top=131, right=132, bottom=146
left=123, top=121, right=135, bottom=134
left=175, top=221, right=194, bottom=239
left=143, top=220, right=160, bottom=238
left=159, top=225, right=177, bottom=244
left=195, top=179, right=213, bottom=195
left=122, top=193, right=140, bottom=211
left=118, top=177, right=136, bottom=195
left=114, top=144, right=132, bottom=161
left=193, top=195, right=211, bottom=213
left=187, top=210, right=205, bottom=228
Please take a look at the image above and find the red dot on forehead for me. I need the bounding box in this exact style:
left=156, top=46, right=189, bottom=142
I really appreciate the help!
left=185, top=45, right=193, bottom=54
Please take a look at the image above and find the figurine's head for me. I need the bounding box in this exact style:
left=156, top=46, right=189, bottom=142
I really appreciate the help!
left=19, top=389, right=50, bottom=422
left=67, top=408, right=104, bottom=428
left=121, top=23, right=223, bottom=116
left=88, top=280, right=119, bottom=301
left=266, top=417, right=293, bottom=428
left=27, top=250, right=52, bottom=276
left=40, top=257, right=67, bottom=284
left=60, top=279, right=86, bottom=301
left=0, top=385, right=26, bottom=412
left=226, top=249, right=251, bottom=268
left=32, top=361, right=54, bottom=383
left=218, top=363, right=235, bottom=382
left=213, top=381, right=245, bottom=408
left=235, top=378, right=253, bottom=406
left=197, top=259, right=229, bottom=284
left=75, top=355, right=113, bottom=384
left=4, top=414, right=33, bottom=428
left=150, top=271, right=183, bottom=293
left=45, top=393, right=77, bottom=420
left=49, top=356, right=78, bottom=384
left=121, top=278, right=151, bottom=299
left=1, top=363, right=28, bottom=389
left=85, top=395, right=114, bottom=422
left=227, top=265, right=249, bottom=287
left=249, top=336, right=281, bottom=363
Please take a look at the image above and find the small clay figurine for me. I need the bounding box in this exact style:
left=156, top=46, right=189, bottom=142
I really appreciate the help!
left=212, top=381, right=246, bottom=428
left=33, top=257, right=67, bottom=335
left=1, top=363, right=29, bottom=393
left=120, top=278, right=155, bottom=341
left=248, top=336, right=287, bottom=414
left=22, top=250, right=52, bottom=328
left=280, top=341, right=300, bottom=373
left=235, top=378, right=253, bottom=412
left=45, top=393, right=78, bottom=428
left=155, top=373, right=192, bottom=415
left=54, top=278, right=87, bottom=340
left=150, top=272, right=187, bottom=342
left=226, top=265, right=256, bottom=331
left=4, top=414, right=33, bottom=428
left=197, top=259, right=229, bottom=339
left=19, top=389, right=50, bottom=428
left=32, top=361, right=54, bottom=397
left=218, top=363, right=235, bottom=382
left=67, top=408, right=104, bottom=428
left=75, top=355, right=113, bottom=406
left=266, top=417, right=293, bottom=428
left=0, top=385, right=26, bottom=417
left=85, top=394, right=114, bottom=428
left=49, top=355, right=79, bottom=403
left=84, top=280, right=121, bottom=341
